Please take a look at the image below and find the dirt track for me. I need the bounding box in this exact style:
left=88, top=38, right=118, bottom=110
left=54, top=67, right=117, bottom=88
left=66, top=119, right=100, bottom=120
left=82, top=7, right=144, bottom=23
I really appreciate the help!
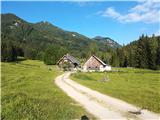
left=55, top=72, right=159, bottom=120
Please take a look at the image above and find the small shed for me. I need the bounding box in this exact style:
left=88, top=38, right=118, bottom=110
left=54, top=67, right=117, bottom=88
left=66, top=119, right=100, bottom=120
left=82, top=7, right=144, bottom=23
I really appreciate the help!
left=83, top=55, right=111, bottom=72
left=57, top=54, right=80, bottom=70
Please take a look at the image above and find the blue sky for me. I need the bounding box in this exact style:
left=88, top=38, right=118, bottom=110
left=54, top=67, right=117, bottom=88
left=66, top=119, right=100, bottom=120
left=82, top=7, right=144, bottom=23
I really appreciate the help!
left=1, top=1, right=160, bottom=45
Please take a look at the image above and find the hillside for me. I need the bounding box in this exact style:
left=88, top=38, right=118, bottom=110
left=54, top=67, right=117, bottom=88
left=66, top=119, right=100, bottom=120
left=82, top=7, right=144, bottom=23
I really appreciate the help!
left=1, top=13, right=91, bottom=57
left=93, top=36, right=121, bottom=48
left=1, top=13, right=120, bottom=60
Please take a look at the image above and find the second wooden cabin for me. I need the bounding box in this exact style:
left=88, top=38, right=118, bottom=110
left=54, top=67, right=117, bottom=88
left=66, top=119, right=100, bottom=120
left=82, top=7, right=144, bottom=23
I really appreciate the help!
left=83, top=55, right=111, bottom=72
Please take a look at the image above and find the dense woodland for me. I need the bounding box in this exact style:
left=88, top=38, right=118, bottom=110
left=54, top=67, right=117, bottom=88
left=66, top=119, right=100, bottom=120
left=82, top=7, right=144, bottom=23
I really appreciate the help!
left=1, top=13, right=160, bottom=70
left=111, top=35, right=160, bottom=70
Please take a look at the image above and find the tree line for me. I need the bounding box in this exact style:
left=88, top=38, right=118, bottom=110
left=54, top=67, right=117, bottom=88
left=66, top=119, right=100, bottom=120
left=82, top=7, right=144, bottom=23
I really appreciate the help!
left=1, top=34, right=67, bottom=65
left=1, top=33, right=160, bottom=70
left=110, top=34, right=160, bottom=70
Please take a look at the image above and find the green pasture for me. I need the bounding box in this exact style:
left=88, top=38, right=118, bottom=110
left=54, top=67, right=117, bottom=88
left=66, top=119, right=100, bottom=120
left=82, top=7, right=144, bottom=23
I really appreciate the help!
left=1, top=60, right=90, bottom=120
left=71, top=68, right=160, bottom=113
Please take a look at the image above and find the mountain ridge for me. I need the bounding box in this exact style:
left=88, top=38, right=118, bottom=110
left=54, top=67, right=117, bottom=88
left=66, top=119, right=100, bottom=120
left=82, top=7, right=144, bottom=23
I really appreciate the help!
left=2, top=13, right=121, bottom=48
left=1, top=13, right=121, bottom=62
left=93, top=36, right=121, bottom=48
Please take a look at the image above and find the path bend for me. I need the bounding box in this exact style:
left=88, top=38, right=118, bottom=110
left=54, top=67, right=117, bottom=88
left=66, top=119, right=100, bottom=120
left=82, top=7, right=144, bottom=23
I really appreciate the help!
left=55, top=72, right=159, bottom=120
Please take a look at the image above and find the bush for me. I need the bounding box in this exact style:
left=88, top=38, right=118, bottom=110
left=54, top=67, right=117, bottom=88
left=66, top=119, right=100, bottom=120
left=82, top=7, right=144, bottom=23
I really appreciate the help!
left=62, top=61, right=74, bottom=71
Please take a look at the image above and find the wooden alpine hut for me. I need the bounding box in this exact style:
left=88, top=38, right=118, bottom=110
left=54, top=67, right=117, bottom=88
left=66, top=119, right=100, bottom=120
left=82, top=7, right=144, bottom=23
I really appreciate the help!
left=83, top=55, right=111, bottom=72
left=57, top=54, right=80, bottom=70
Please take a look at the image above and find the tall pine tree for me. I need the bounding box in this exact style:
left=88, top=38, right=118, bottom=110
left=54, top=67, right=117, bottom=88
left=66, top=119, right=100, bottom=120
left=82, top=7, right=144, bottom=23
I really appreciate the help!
left=135, top=35, right=148, bottom=68
left=146, top=35, right=158, bottom=70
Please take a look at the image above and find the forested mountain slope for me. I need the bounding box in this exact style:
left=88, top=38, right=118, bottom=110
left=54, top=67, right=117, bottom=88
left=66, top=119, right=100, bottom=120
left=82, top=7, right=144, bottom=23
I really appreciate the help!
left=1, top=13, right=160, bottom=70
left=1, top=13, right=118, bottom=63
left=93, top=36, right=121, bottom=48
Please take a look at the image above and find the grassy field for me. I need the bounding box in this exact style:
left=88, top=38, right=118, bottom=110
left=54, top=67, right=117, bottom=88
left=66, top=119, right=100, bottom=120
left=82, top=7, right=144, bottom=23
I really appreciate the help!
left=1, top=60, right=90, bottom=120
left=71, top=67, right=160, bottom=113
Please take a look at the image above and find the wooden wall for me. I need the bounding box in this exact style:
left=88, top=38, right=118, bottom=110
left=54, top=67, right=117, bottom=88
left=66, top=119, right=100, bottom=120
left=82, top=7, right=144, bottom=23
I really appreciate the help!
left=84, top=56, right=102, bottom=70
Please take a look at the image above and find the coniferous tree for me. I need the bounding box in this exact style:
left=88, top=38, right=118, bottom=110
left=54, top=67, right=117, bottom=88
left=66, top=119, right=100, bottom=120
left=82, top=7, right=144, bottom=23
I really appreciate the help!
left=135, top=35, right=148, bottom=68
left=123, top=56, right=128, bottom=67
left=111, top=52, right=119, bottom=67
left=117, top=48, right=125, bottom=67
left=128, top=46, right=136, bottom=67
left=146, top=35, right=158, bottom=69
left=1, top=41, right=17, bottom=62
left=88, top=41, right=98, bottom=57
left=156, top=36, right=160, bottom=69
left=156, top=46, right=160, bottom=68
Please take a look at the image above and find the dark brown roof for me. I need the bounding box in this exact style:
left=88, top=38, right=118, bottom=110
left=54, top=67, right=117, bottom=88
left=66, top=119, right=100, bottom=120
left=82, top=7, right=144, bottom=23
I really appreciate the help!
left=57, top=54, right=80, bottom=65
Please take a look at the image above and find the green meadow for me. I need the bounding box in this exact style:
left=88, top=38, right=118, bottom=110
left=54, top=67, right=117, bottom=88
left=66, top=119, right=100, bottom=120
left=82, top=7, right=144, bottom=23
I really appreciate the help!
left=1, top=60, right=90, bottom=120
left=71, top=68, right=160, bottom=113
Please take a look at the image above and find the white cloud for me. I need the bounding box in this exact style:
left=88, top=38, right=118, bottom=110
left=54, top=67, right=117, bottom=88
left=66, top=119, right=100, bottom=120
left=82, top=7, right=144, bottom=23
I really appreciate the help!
left=155, top=30, right=160, bottom=36
left=102, top=7, right=120, bottom=18
left=98, top=0, right=160, bottom=23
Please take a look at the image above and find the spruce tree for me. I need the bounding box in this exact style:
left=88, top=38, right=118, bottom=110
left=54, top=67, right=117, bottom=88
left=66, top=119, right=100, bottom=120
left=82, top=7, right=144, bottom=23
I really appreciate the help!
left=111, top=52, right=119, bottom=67
left=156, top=36, right=160, bottom=69
left=135, top=35, right=148, bottom=68
left=146, top=35, right=158, bottom=70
